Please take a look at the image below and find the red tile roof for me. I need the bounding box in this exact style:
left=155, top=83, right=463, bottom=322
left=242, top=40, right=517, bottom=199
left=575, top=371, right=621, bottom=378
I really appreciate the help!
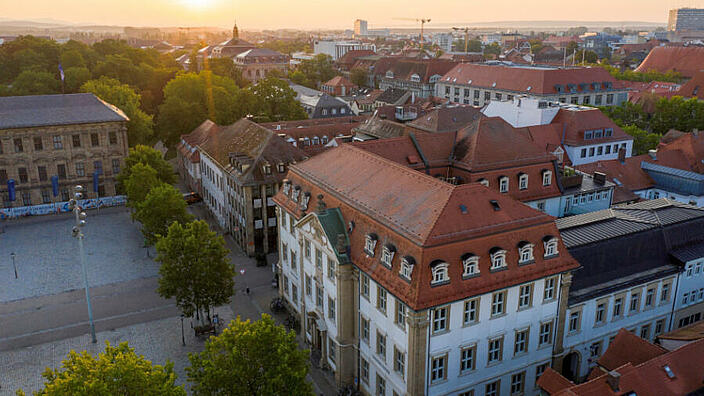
left=537, top=368, right=575, bottom=394
left=337, top=49, right=376, bottom=68
left=544, top=337, right=704, bottom=396
left=384, top=59, right=458, bottom=83
left=179, top=119, right=221, bottom=163
left=635, top=46, right=704, bottom=79
left=550, top=108, right=632, bottom=146
left=322, top=75, right=355, bottom=88
left=406, top=105, right=483, bottom=133
left=275, top=144, right=579, bottom=310
left=577, top=155, right=655, bottom=192
left=656, top=130, right=704, bottom=173
left=676, top=70, right=704, bottom=99
left=439, top=64, right=621, bottom=95
left=597, top=328, right=668, bottom=371
left=259, top=115, right=367, bottom=130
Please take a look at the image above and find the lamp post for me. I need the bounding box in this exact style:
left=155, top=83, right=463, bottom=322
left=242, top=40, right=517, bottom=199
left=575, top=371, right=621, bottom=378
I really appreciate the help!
left=10, top=252, right=16, bottom=279
left=69, top=185, right=97, bottom=344
left=180, top=314, right=186, bottom=346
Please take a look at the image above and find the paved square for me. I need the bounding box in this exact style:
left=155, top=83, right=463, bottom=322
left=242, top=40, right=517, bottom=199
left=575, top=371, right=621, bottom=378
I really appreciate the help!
left=0, top=207, right=159, bottom=303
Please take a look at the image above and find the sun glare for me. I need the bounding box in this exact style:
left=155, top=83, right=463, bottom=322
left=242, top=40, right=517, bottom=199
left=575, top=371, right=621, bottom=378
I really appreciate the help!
left=183, top=0, right=210, bottom=9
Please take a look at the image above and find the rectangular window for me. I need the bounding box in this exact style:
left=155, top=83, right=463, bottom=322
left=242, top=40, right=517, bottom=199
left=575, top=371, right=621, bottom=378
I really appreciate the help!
left=53, top=136, right=63, bottom=149
left=568, top=310, right=581, bottom=333
left=316, top=285, right=323, bottom=308
left=589, top=147, right=595, bottom=157
left=590, top=341, right=602, bottom=358
left=328, top=296, right=335, bottom=320
left=328, top=336, right=335, bottom=363
left=22, top=191, right=31, bottom=205
left=72, top=134, right=81, bottom=148
left=580, top=148, right=587, bottom=158
left=361, top=316, right=370, bottom=343
left=376, top=331, right=386, bottom=360
left=290, top=251, right=297, bottom=270
left=291, top=284, right=298, bottom=303
left=305, top=275, right=311, bottom=296
left=18, top=167, right=28, bottom=183
left=430, top=354, right=446, bottom=383
left=539, top=320, right=553, bottom=346
left=377, top=286, right=387, bottom=314
left=630, top=291, right=640, bottom=313
left=544, top=277, right=556, bottom=301
left=485, top=380, right=500, bottom=396
left=361, top=358, right=369, bottom=384
left=460, top=345, right=476, bottom=373
left=491, top=291, right=506, bottom=317
left=91, top=133, right=99, bottom=146
left=304, top=239, right=311, bottom=259
left=595, top=302, right=606, bottom=325
left=487, top=336, right=503, bottom=364
left=361, top=274, right=369, bottom=299
left=640, top=324, right=651, bottom=340
left=514, top=329, right=529, bottom=355
left=432, top=306, right=448, bottom=334
left=112, top=159, right=120, bottom=175
left=655, top=319, right=665, bottom=336
left=463, top=298, right=479, bottom=325
left=536, top=363, right=548, bottom=385
left=518, top=284, right=533, bottom=309
left=395, top=300, right=406, bottom=329
left=661, top=282, right=671, bottom=303
left=93, top=160, right=103, bottom=175
left=13, top=138, right=23, bottom=153
left=613, top=296, right=623, bottom=319
left=376, top=374, right=386, bottom=396
left=33, top=137, right=43, bottom=151
left=393, top=347, right=405, bottom=378
left=76, top=162, right=85, bottom=177
left=37, top=166, right=47, bottom=182
left=510, top=372, right=525, bottom=396
left=645, top=287, right=655, bottom=308
left=315, top=248, right=322, bottom=269
left=109, top=131, right=118, bottom=145
left=327, top=256, right=335, bottom=280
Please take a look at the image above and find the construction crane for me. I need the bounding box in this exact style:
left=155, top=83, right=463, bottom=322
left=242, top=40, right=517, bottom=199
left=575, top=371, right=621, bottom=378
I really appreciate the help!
left=393, top=18, right=431, bottom=50
left=452, top=27, right=475, bottom=53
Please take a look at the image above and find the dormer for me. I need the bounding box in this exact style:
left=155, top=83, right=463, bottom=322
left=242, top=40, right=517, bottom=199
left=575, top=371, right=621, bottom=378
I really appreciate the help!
left=554, top=84, right=564, bottom=93
left=385, top=70, right=394, bottom=79
left=430, top=260, right=450, bottom=286
left=489, top=247, right=507, bottom=270
left=567, top=83, right=577, bottom=93
left=461, top=253, right=480, bottom=279
left=282, top=179, right=291, bottom=195
left=410, top=73, right=421, bottom=83
left=292, top=185, right=301, bottom=202
left=399, top=256, right=415, bottom=281
left=543, top=236, right=559, bottom=258
left=429, top=74, right=441, bottom=83
left=300, top=192, right=310, bottom=210
left=277, top=162, right=286, bottom=173
left=364, top=233, right=378, bottom=256
left=381, top=243, right=396, bottom=268
left=517, top=241, right=535, bottom=265
left=262, top=163, right=272, bottom=175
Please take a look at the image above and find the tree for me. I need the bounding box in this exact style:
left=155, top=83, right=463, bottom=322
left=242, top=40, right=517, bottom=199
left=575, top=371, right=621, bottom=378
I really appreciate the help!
left=11, top=70, right=60, bottom=95
left=81, top=77, right=155, bottom=146
left=566, top=41, right=579, bottom=56
left=483, top=42, right=501, bottom=57
left=187, top=314, right=313, bottom=396
left=575, top=50, right=598, bottom=64
left=622, top=124, right=661, bottom=155
left=124, top=163, right=161, bottom=208
left=466, top=39, right=483, bottom=52
left=156, top=71, right=245, bottom=146
left=288, top=70, right=310, bottom=87
left=245, top=77, right=308, bottom=122
left=156, top=220, right=234, bottom=321
left=134, top=183, right=192, bottom=245
left=64, top=66, right=91, bottom=93
left=117, top=145, right=176, bottom=190
left=296, top=54, right=337, bottom=89
left=23, top=341, right=185, bottom=396
left=207, top=57, right=248, bottom=87
left=350, top=67, right=368, bottom=88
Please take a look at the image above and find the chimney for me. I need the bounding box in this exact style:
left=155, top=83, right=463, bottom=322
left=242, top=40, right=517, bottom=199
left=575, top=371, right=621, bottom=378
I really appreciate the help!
left=316, top=194, right=326, bottom=214
left=605, top=371, right=621, bottom=392
left=594, top=171, right=606, bottom=185
left=618, top=147, right=626, bottom=164
left=648, top=149, right=657, bottom=161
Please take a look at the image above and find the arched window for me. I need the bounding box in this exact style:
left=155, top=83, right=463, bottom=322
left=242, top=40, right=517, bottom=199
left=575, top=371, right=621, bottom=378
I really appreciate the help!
left=461, top=253, right=480, bottom=278
left=517, top=241, right=534, bottom=264
left=543, top=236, right=559, bottom=257
left=518, top=173, right=528, bottom=190
left=430, top=260, right=450, bottom=285
left=499, top=176, right=509, bottom=193
left=364, top=233, right=378, bottom=256
left=400, top=256, right=415, bottom=280
left=321, top=136, right=329, bottom=144
left=381, top=244, right=396, bottom=268
left=489, top=247, right=507, bottom=270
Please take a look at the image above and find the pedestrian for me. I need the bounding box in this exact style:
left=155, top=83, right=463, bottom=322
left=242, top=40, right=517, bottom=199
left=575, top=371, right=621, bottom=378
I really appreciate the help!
left=246, top=287, right=250, bottom=295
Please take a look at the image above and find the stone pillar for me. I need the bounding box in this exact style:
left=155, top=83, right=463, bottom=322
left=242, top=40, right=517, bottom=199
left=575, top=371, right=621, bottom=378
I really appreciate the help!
left=335, top=263, right=358, bottom=387
left=406, top=309, right=429, bottom=396
left=552, top=271, right=573, bottom=373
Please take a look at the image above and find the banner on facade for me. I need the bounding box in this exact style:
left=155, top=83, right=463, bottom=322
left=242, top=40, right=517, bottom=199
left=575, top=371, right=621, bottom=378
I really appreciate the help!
left=0, top=195, right=127, bottom=220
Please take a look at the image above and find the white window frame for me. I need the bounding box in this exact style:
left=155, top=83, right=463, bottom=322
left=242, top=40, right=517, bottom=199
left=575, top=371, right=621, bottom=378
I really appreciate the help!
left=431, top=262, right=450, bottom=284
left=518, top=244, right=534, bottom=264
left=399, top=257, right=414, bottom=280
left=542, top=170, right=552, bottom=186
left=490, top=249, right=507, bottom=270
left=518, top=174, right=528, bottom=190
left=462, top=255, right=479, bottom=277
left=499, top=176, right=509, bottom=193
left=544, top=237, right=559, bottom=257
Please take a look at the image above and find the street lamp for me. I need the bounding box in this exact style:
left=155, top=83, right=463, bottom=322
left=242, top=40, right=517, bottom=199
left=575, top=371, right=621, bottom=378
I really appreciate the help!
left=10, top=252, right=16, bottom=279
left=69, top=185, right=97, bottom=344
left=180, top=314, right=186, bottom=346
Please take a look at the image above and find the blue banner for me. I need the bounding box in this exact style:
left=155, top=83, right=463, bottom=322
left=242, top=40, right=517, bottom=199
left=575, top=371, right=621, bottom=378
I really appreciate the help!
left=51, top=176, right=59, bottom=197
left=93, top=172, right=99, bottom=193
left=7, top=179, right=15, bottom=201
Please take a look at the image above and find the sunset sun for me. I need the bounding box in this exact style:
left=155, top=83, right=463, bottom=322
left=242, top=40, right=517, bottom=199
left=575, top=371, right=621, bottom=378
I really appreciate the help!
left=182, top=0, right=210, bottom=9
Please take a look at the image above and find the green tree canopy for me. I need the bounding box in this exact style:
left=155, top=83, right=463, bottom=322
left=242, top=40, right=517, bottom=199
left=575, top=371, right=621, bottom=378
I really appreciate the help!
left=622, top=124, right=662, bottom=155
left=11, top=70, right=60, bottom=95
left=245, top=77, right=308, bottom=122
left=156, top=220, right=234, bottom=320
left=207, top=57, right=248, bottom=87
left=483, top=42, right=501, bottom=57
left=134, top=183, right=192, bottom=245
left=187, top=314, right=313, bottom=396
left=124, top=163, right=161, bottom=208
left=296, top=54, right=337, bottom=89
left=24, top=341, right=185, bottom=396
left=64, top=67, right=91, bottom=93
left=350, top=67, right=368, bottom=88
left=82, top=77, right=155, bottom=146
left=117, top=145, right=176, bottom=189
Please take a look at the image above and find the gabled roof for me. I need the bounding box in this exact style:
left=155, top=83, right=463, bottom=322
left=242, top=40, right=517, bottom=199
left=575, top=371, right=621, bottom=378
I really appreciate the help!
left=406, top=105, right=483, bottom=133
left=337, top=49, right=376, bottom=66
left=179, top=120, right=221, bottom=163
left=597, top=329, right=668, bottom=371
left=657, top=130, right=704, bottom=173
left=677, top=70, right=704, bottom=99
left=551, top=108, right=632, bottom=146
left=383, top=59, right=458, bottom=83
left=376, top=88, right=410, bottom=105
left=323, top=75, right=355, bottom=88
left=635, top=45, right=704, bottom=79
left=439, top=63, right=621, bottom=95
left=453, top=116, right=557, bottom=171
left=0, top=93, right=129, bottom=130
left=198, top=118, right=308, bottom=185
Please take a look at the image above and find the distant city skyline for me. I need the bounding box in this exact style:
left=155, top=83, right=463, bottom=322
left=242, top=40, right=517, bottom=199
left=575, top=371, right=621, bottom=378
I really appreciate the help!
left=0, top=0, right=697, bottom=30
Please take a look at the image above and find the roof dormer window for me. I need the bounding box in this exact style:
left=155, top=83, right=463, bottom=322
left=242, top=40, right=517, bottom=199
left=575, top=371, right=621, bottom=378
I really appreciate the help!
left=278, top=163, right=286, bottom=173
left=499, top=176, right=509, bottom=193
left=386, top=71, right=394, bottom=79
left=381, top=244, right=396, bottom=268
left=478, top=178, right=489, bottom=187
left=263, top=164, right=272, bottom=175
left=542, top=170, right=552, bottom=186
left=543, top=236, right=559, bottom=258
left=364, top=233, right=378, bottom=256
left=430, top=260, right=450, bottom=286
left=410, top=73, right=420, bottom=82
left=292, top=186, right=301, bottom=202
left=461, top=254, right=480, bottom=279
left=300, top=192, right=310, bottom=210
left=605, top=128, right=613, bottom=137
left=312, top=136, right=320, bottom=145
left=321, top=136, right=329, bottom=144
left=490, top=247, right=507, bottom=270
left=517, top=242, right=535, bottom=265
left=282, top=180, right=291, bottom=195
left=399, top=256, right=415, bottom=281
left=518, top=173, right=528, bottom=190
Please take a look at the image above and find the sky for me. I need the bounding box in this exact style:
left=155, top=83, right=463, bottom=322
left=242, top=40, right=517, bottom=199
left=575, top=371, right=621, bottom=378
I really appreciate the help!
left=0, top=0, right=699, bottom=30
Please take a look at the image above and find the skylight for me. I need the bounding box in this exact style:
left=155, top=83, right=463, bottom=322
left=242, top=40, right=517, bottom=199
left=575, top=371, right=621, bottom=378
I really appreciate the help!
left=663, top=365, right=675, bottom=379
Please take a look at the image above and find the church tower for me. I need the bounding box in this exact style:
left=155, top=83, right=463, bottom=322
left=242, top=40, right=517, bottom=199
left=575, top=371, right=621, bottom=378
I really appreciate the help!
left=232, top=21, right=239, bottom=40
